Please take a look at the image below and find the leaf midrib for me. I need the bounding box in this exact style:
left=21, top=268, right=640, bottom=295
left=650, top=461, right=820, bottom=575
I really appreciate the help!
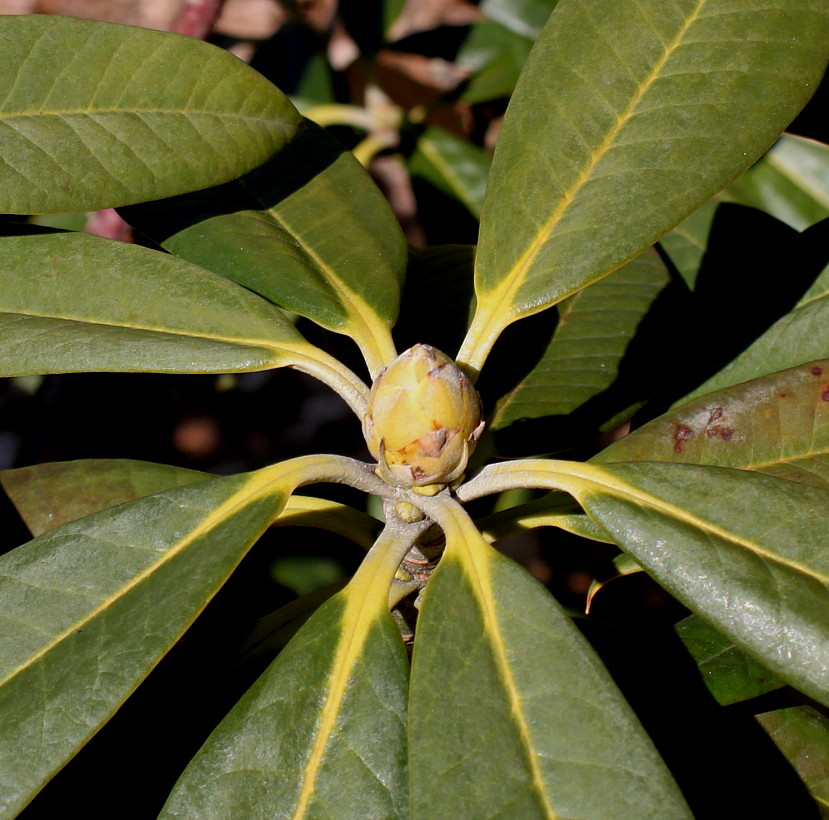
left=0, top=467, right=291, bottom=690
left=2, top=309, right=288, bottom=351
left=539, top=462, right=829, bottom=583
left=444, top=511, right=558, bottom=819
left=482, top=0, right=709, bottom=315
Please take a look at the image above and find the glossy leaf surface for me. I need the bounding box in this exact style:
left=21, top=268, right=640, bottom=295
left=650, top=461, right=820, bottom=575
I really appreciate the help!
left=597, top=359, right=829, bottom=488
left=123, top=122, right=405, bottom=376
left=756, top=706, right=829, bottom=814
left=675, top=615, right=782, bottom=705
left=1, top=459, right=381, bottom=547
left=723, top=134, right=829, bottom=230
left=409, top=498, right=690, bottom=818
left=491, top=248, right=669, bottom=429
left=540, top=461, right=829, bottom=706
left=0, top=231, right=306, bottom=375
left=461, top=0, right=829, bottom=372
left=0, top=465, right=299, bottom=818
left=0, top=16, right=301, bottom=213
left=0, top=459, right=210, bottom=536
left=161, top=526, right=413, bottom=819
left=470, top=459, right=829, bottom=705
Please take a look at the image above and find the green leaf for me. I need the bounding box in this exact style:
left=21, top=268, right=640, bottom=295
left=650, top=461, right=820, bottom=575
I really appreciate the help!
left=1, top=459, right=381, bottom=549
left=467, top=459, right=829, bottom=705
left=409, top=127, right=490, bottom=219
left=160, top=525, right=414, bottom=819
left=756, top=706, right=829, bottom=814
left=409, top=498, right=691, bottom=818
left=459, top=0, right=829, bottom=373
left=683, top=257, right=829, bottom=400
left=658, top=201, right=718, bottom=290
left=0, top=459, right=209, bottom=536
left=456, top=21, right=534, bottom=104
left=0, top=16, right=301, bottom=214
left=0, top=231, right=368, bottom=412
left=518, top=460, right=829, bottom=706
left=675, top=615, right=783, bottom=705
left=596, top=359, right=829, bottom=488
left=491, top=247, right=670, bottom=431
left=0, top=231, right=298, bottom=373
left=480, top=0, right=559, bottom=39
left=476, top=490, right=613, bottom=543
left=0, top=461, right=308, bottom=818
left=722, top=134, right=829, bottom=230
left=123, top=122, right=406, bottom=377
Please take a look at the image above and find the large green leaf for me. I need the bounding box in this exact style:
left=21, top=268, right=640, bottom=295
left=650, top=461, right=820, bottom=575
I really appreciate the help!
left=456, top=20, right=534, bottom=104
left=756, top=706, right=829, bottom=814
left=469, top=460, right=829, bottom=706
left=0, top=231, right=368, bottom=412
left=1, top=459, right=382, bottom=548
left=675, top=615, right=783, bottom=705
left=0, top=459, right=209, bottom=536
left=123, top=122, right=405, bottom=377
left=160, top=524, right=416, bottom=819
left=458, top=0, right=829, bottom=373
left=491, top=247, right=669, bottom=432
left=596, top=359, right=829, bottom=487
left=722, top=134, right=829, bottom=230
left=683, top=258, right=829, bottom=400
left=408, top=497, right=690, bottom=818
left=0, top=16, right=301, bottom=214
left=0, top=458, right=323, bottom=818
left=409, top=127, right=491, bottom=219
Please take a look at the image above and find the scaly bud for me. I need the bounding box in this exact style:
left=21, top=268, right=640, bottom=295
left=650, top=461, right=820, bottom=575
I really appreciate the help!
left=363, top=344, right=484, bottom=488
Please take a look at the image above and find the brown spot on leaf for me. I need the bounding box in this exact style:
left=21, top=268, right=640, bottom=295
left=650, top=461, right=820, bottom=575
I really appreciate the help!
left=811, top=366, right=824, bottom=376
left=706, top=425, right=733, bottom=441
left=822, top=387, right=829, bottom=402
left=673, top=424, right=694, bottom=453
left=707, top=407, right=723, bottom=424
left=778, top=392, right=788, bottom=398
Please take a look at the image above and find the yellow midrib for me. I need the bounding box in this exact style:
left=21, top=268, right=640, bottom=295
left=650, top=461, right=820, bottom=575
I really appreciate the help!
left=462, top=0, right=709, bottom=369
left=447, top=514, right=559, bottom=820
left=0, top=463, right=297, bottom=690
left=264, top=206, right=396, bottom=377
left=515, top=461, right=829, bottom=582
left=290, top=557, right=389, bottom=818
left=6, top=308, right=295, bottom=350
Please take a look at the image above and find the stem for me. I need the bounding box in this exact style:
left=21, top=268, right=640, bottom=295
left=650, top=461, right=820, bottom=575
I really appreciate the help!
left=457, top=459, right=585, bottom=502
left=284, top=347, right=370, bottom=419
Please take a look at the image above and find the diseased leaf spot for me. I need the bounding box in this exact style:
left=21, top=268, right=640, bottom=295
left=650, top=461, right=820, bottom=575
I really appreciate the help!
left=706, top=426, right=734, bottom=441
left=821, top=387, right=829, bottom=402
left=673, top=424, right=694, bottom=453
left=810, top=365, right=824, bottom=376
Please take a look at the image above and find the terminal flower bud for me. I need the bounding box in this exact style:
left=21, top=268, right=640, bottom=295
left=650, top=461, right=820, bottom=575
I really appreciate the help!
left=363, top=344, right=484, bottom=488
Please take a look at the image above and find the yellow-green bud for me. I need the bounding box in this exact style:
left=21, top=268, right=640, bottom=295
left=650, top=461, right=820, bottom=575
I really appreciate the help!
left=363, top=344, right=484, bottom=488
